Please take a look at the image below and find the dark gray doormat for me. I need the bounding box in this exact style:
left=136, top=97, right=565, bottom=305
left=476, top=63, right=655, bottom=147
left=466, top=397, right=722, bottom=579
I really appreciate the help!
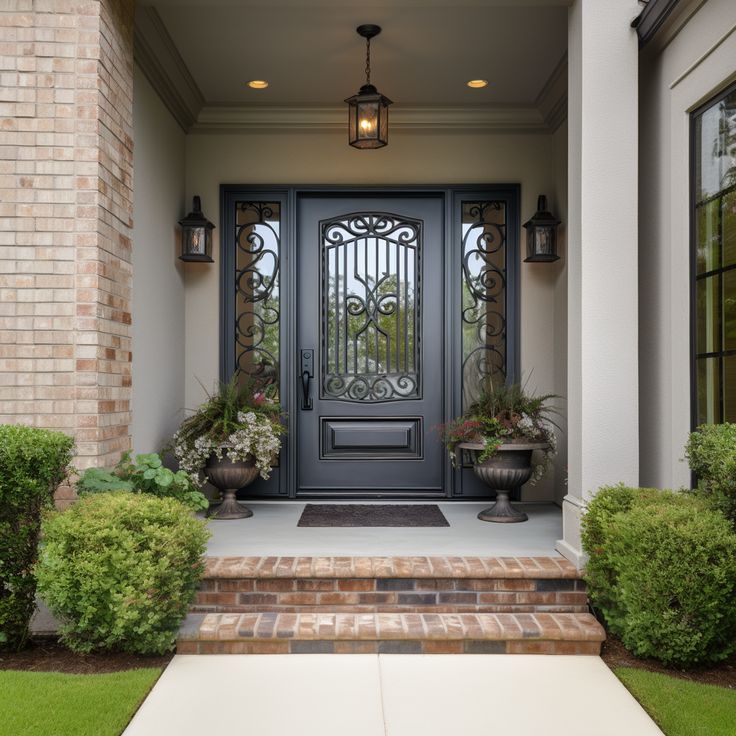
left=297, top=504, right=450, bottom=528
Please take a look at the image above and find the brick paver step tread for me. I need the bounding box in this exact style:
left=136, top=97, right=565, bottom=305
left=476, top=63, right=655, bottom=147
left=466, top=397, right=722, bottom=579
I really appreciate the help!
left=179, top=611, right=604, bottom=642
left=203, top=555, right=580, bottom=580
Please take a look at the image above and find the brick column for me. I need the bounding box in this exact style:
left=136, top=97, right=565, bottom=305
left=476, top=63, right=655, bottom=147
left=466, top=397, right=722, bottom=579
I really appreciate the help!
left=0, top=0, right=135, bottom=499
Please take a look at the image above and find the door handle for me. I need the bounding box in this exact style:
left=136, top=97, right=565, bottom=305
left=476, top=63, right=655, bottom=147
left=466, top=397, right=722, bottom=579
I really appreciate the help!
left=300, top=349, right=314, bottom=410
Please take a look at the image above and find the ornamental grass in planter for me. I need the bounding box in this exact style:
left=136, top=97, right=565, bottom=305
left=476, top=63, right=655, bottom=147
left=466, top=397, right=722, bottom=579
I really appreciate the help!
left=172, top=377, right=285, bottom=519
left=441, top=381, right=558, bottom=522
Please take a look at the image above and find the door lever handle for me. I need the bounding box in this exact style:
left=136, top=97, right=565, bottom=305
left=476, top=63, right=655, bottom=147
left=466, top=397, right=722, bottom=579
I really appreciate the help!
left=300, top=349, right=314, bottom=410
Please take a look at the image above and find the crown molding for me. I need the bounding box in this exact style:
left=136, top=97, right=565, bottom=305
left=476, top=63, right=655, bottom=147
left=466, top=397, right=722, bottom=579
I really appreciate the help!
left=535, top=53, right=567, bottom=131
left=190, top=104, right=551, bottom=134
left=134, top=6, right=205, bottom=132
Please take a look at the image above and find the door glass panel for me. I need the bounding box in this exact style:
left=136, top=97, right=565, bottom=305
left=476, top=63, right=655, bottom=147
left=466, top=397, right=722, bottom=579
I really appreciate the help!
left=461, top=201, right=507, bottom=406
left=321, top=212, right=421, bottom=402
left=235, top=201, right=280, bottom=393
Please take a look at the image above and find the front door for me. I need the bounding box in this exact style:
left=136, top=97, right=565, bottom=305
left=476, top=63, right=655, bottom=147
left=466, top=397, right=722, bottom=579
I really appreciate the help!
left=296, top=195, right=445, bottom=496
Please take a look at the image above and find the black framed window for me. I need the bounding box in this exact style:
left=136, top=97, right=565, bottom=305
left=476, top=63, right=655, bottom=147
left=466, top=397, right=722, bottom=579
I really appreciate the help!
left=692, top=83, right=736, bottom=425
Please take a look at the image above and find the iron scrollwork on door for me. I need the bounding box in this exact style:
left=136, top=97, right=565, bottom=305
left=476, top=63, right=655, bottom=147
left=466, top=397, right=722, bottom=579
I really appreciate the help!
left=461, top=201, right=507, bottom=406
left=234, top=201, right=280, bottom=390
left=321, top=212, right=422, bottom=402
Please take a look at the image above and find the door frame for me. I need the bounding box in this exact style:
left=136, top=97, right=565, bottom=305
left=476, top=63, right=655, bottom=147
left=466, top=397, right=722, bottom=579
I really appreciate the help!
left=220, top=185, right=520, bottom=499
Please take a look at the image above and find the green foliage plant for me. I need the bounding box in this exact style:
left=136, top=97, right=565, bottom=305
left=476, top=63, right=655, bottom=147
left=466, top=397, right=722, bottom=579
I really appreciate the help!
left=440, top=380, right=558, bottom=483
left=77, top=452, right=208, bottom=511
left=35, top=492, right=210, bottom=654
left=685, top=422, right=736, bottom=525
left=582, top=485, right=736, bottom=667
left=0, top=425, right=74, bottom=650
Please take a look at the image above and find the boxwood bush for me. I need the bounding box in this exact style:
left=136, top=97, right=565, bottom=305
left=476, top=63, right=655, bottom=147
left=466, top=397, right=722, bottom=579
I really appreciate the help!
left=35, top=492, right=209, bottom=654
left=582, top=485, right=736, bottom=667
left=686, top=423, right=736, bottom=526
left=0, top=425, right=74, bottom=650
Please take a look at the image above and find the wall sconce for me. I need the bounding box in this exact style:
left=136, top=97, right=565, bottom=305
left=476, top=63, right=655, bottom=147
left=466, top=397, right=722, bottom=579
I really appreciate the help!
left=523, top=195, right=561, bottom=262
left=178, top=196, right=215, bottom=262
left=345, top=25, right=392, bottom=149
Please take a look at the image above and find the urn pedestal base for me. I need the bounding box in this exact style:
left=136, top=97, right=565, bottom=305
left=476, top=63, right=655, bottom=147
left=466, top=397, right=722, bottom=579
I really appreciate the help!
left=458, top=442, right=548, bottom=525
left=205, top=452, right=259, bottom=521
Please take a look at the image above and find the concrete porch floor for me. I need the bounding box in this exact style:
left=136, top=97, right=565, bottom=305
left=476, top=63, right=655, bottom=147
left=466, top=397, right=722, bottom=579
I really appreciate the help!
left=204, top=501, right=562, bottom=558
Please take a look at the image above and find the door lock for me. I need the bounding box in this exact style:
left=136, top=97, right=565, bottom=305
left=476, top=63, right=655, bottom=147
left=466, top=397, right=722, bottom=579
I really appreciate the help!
left=300, top=349, right=314, bottom=410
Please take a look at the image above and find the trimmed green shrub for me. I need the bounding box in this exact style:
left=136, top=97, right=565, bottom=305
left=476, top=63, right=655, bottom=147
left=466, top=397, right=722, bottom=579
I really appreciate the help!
left=582, top=485, right=736, bottom=667
left=35, top=492, right=209, bottom=654
left=581, top=484, right=693, bottom=627
left=0, top=425, right=74, bottom=650
left=686, top=423, right=736, bottom=525
left=77, top=452, right=208, bottom=511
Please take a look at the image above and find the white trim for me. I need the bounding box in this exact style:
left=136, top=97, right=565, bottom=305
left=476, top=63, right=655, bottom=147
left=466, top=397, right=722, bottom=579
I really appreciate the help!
left=134, top=6, right=206, bottom=132
left=190, top=105, right=551, bottom=134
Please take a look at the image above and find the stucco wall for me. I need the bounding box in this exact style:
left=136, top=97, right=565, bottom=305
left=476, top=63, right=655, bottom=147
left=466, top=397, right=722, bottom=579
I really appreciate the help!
left=131, top=66, right=187, bottom=454
left=183, top=128, right=566, bottom=501
left=639, top=0, right=736, bottom=489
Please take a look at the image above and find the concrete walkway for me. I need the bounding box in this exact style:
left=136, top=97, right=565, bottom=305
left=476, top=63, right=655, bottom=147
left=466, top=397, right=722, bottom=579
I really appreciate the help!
left=124, top=655, right=663, bottom=736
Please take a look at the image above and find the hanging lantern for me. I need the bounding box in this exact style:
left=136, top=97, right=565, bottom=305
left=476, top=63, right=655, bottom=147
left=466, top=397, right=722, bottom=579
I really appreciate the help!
left=178, top=196, right=215, bottom=262
left=523, top=195, right=561, bottom=262
left=345, top=24, right=392, bottom=149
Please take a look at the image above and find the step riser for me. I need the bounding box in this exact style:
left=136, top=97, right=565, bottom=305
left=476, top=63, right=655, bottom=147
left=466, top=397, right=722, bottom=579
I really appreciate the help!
left=177, top=640, right=602, bottom=655
left=193, top=578, right=587, bottom=615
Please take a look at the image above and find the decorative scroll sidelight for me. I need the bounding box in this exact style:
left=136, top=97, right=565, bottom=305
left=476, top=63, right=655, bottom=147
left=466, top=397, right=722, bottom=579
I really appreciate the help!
left=234, top=202, right=280, bottom=392
left=461, top=201, right=507, bottom=406
left=321, top=212, right=422, bottom=402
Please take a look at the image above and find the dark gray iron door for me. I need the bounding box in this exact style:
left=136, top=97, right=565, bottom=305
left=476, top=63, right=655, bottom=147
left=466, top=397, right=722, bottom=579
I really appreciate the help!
left=296, top=196, right=445, bottom=496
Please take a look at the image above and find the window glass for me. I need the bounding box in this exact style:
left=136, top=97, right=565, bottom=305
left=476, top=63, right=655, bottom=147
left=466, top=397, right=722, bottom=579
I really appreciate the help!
left=693, top=84, right=736, bottom=426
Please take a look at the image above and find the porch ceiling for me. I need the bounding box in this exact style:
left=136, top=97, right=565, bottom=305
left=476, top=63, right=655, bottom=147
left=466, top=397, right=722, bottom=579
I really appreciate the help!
left=135, top=0, right=569, bottom=131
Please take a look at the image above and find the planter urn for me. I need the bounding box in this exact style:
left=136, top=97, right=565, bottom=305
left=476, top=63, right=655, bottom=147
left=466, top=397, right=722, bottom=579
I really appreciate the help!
left=205, top=450, right=259, bottom=520
left=457, top=441, right=548, bottom=523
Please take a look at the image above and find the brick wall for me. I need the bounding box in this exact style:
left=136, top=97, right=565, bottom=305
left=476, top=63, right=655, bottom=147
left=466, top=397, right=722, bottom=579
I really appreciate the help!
left=0, top=0, right=135, bottom=500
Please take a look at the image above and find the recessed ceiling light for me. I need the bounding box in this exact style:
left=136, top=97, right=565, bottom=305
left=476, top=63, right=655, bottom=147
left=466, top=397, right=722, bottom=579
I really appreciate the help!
left=466, top=79, right=489, bottom=89
left=247, top=80, right=269, bottom=89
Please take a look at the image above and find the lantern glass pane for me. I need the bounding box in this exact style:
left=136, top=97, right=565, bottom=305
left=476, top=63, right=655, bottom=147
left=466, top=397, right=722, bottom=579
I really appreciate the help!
left=534, top=226, right=556, bottom=256
left=357, top=102, right=379, bottom=140
left=378, top=104, right=388, bottom=144
left=185, top=226, right=207, bottom=256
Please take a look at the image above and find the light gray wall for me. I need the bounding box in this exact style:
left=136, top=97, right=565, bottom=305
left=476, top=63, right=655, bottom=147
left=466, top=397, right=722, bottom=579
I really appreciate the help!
left=131, top=66, right=187, bottom=454
left=184, top=128, right=567, bottom=501
left=639, top=0, right=736, bottom=489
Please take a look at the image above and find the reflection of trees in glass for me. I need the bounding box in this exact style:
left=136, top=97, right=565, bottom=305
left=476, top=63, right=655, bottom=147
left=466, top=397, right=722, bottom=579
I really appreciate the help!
left=326, top=273, right=415, bottom=376
left=714, top=94, right=736, bottom=191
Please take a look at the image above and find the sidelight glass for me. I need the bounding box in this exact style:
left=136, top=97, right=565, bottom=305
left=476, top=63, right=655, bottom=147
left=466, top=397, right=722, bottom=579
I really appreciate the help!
left=461, top=200, right=507, bottom=407
left=234, top=201, right=280, bottom=395
left=321, top=212, right=421, bottom=401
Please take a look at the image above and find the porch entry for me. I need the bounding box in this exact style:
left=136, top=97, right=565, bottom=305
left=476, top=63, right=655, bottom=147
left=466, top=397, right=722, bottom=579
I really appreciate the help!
left=220, top=186, right=519, bottom=499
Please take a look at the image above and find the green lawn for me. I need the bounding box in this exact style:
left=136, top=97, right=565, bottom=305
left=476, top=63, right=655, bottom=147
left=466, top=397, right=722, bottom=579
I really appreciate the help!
left=616, top=667, right=736, bottom=736
left=0, top=668, right=162, bottom=736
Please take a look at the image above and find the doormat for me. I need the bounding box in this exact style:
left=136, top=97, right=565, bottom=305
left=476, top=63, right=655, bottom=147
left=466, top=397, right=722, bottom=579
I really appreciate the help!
left=297, top=504, right=450, bottom=528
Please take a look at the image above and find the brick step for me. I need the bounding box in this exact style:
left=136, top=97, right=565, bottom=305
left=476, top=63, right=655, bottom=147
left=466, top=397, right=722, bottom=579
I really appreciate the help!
left=193, top=556, right=587, bottom=615
left=177, top=612, right=605, bottom=655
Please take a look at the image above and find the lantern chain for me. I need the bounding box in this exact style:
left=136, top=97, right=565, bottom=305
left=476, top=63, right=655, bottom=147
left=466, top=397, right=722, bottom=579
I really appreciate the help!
left=365, top=36, right=371, bottom=85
